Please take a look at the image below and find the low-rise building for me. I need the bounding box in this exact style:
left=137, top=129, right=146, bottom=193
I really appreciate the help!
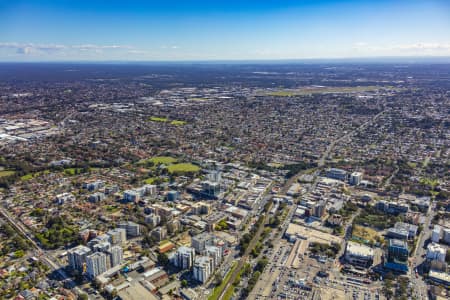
left=344, top=241, right=374, bottom=268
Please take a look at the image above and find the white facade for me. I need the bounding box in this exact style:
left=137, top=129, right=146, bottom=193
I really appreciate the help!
left=107, top=228, right=127, bottom=245
left=86, top=252, right=108, bottom=278
left=68, top=245, right=91, bottom=272
left=109, top=245, right=123, bottom=267
left=174, top=246, right=196, bottom=270
left=193, top=256, right=213, bottom=283
left=349, top=172, right=363, bottom=186
left=432, top=225, right=441, bottom=243
left=426, top=243, right=446, bottom=262
left=344, top=241, right=374, bottom=268
left=205, top=246, right=222, bottom=269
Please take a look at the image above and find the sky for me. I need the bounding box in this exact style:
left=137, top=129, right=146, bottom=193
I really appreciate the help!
left=0, top=0, right=450, bottom=61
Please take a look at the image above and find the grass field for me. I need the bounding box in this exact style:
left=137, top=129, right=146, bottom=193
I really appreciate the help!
left=167, top=163, right=200, bottom=174
left=143, top=177, right=157, bottom=184
left=149, top=156, right=178, bottom=165
left=265, top=86, right=387, bottom=97
left=149, top=116, right=169, bottom=122
left=170, top=120, right=187, bottom=126
left=20, top=173, right=34, bottom=181
left=148, top=116, right=187, bottom=125
left=0, top=170, right=15, bottom=177
left=208, top=262, right=238, bottom=300
left=352, top=225, right=383, bottom=245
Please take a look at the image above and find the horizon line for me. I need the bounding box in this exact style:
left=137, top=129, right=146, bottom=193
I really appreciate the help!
left=1, top=55, right=450, bottom=65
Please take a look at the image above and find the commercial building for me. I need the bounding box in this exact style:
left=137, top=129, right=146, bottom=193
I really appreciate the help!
left=202, top=181, right=220, bottom=198
left=326, top=168, right=348, bottom=182
left=145, top=214, right=161, bottom=227
left=426, top=243, right=446, bottom=262
left=109, top=245, right=124, bottom=267
left=384, top=239, right=409, bottom=273
left=167, top=190, right=179, bottom=201
left=428, top=270, right=450, bottom=286
left=151, top=227, right=167, bottom=242
left=68, top=245, right=91, bottom=272
left=376, top=200, right=409, bottom=215
left=205, top=246, right=222, bottom=269
left=349, top=172, right=363, bottom=186
left=173, top=246, right=196, bottom=270
left=386, top=222, right=418, bottom=240
left=107, top=228, right=127, bottom=245
left=86, top=252, right=108, bottom=278
left=118, top=221, right=141, bottom=237
left=432, top=225, right=441, bottom=243
left=193, top=256, right=213, bottom=283
left=344, top=241, right=374, bottom=268
left=443, top=228, right=450, bottom=245
left=191, top=233, right=214, bottom=253
left=123, top=190, right=141, bottom=203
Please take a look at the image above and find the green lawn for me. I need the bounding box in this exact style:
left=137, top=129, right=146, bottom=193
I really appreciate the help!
left=170, top=120, right=187, bottom=126
left=167, top=163, right=200, bottom=174
left=149, top=156, right=178, bottom=165
left=0, top=170, right=15, bottom=177
left=208, top=262, right=237, bottom=300
left=143, top=177, right=157, bottom=184
left=149, top=116, right=169, bottom=122
left=20, top=173, right=34, bottom=181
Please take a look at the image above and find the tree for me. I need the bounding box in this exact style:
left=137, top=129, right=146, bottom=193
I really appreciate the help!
left=181, top=279, right=188, bottom=288
left=78, top=294, right=88, bottom=300
left=157, top=253, right=169, bottom=267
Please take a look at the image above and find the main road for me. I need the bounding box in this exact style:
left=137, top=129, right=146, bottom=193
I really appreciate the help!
left=0, top=206, right=84, bottom=297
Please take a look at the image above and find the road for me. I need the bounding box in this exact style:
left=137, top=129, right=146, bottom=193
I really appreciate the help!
left=218, top=201, right=273, bottom=300
left=409, top=203, right=436, bottom=300
left=0, top=206, right=84, bottom=297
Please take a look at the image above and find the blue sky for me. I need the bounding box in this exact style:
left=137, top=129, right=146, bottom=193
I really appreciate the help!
left=1, top=0, right=449, bottom=61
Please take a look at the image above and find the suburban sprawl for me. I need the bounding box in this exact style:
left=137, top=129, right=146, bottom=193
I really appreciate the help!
left=0, top=63, right=449, bottom=300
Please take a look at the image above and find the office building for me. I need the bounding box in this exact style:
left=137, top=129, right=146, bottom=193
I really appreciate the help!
left=349, top=172, right=363, bottom=186
left=202, top=181, right=220, bottom=198
left=68, top=245, right=91, bottom=272
left=174, top=246, right=196, bottom=270
left=151, top=227, right=167, bottom=242
left=326, top=168, right=348, bottom=181
left=193, top=256, right=213, bottom=283
left=86, top=252, right=108, bottom=278
left=344, top=241, right=374, bottom=268
left=167, top=190, right=179, bottom=201
left=426, top=243, right=446, bottom=262
left=145, top=214, right=161, bottom=227
left=118, top=221, right=141, bottom=237
left=205, top=246, right=222, bottom=269
left=432, top=225, right=441, bottom=243
left=191, top=233, right=214, bottom=253
left=384, top=239, right=409, bottom=273
left=107, top=228, right=127, bottom=245
left=109, top=245, right=124, bottom=267
left=386, top=222, right=418, bottom=240
left=443, top=228, right=450, bottom=245
left=93, top=241, right=111, bottom=253
left=123, top=190, right=140, bottom=203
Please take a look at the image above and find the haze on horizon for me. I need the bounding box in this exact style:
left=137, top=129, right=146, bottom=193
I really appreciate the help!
left=1, top=0, right=450, bottom=62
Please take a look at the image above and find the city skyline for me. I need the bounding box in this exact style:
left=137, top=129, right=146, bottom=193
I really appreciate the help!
left=1, top=0, right=450, bottom=61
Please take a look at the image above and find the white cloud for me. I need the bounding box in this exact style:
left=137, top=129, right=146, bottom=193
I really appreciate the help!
left=0, top=42, right=133, bottom=56
left=353, top=42, right=450, bottom=55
